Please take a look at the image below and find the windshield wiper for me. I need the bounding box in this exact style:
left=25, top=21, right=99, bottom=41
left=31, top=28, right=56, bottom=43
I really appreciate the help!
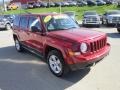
left=67, top=26, right=78, bottom=29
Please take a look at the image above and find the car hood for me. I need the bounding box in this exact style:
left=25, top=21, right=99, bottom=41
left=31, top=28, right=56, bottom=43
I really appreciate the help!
left=48, top=28, right=105, bottom=42
left=85, top=15, right=99, bottom=17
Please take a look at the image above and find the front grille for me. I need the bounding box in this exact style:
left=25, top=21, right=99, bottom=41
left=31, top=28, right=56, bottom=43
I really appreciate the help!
left=112, top=17, right=120, bottom=23
left=86, top=17, right=98, bottom=23
left=90, top=37, right=106, bottom=52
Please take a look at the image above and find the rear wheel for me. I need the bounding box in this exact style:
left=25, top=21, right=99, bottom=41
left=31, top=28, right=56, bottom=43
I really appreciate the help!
left=47, top=50, right=69, bottom=77
left=14, top=39, right=23, bottom=52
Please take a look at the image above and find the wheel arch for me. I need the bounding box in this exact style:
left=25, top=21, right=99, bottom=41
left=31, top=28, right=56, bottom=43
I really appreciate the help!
left=44, top=45, right=67, bottom=62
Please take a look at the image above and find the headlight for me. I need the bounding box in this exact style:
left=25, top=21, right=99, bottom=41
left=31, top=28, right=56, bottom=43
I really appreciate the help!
left=80, top=43, right=88, bottom=53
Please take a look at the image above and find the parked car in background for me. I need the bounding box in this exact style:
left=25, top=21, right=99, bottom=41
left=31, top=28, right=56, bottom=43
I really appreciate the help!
left=60, top=2, right=65, bottom=7
left=0, top=15, right=12, bottom=30
left=4, top=14, right=15, bottom=24
left=47, top=2, right=55, bottom=7
left=61, top=2, right=69, bottom=6
left=77, top=1, right=88, bottom=7
left=33, top=2, right=41, bottom=8
left=54, top=2, right=61, bottom=7
left=96, top=0, right=106, bottom=6
left=102, top=10, right=120, bottom=26
left=7, top=3, right=18, bottom=10
left=12, top=13, right=110, bottom=77
left=103, top=0, right=116, bottom=4
left=67, top=1, right=77, bottom=6
left=87, top=0, right=97, bottom=6
left=27, top=2, right=34, bottom=9
left=82, top=11, right=101, bottom=27
left=39, top=2, right=48, bottom=7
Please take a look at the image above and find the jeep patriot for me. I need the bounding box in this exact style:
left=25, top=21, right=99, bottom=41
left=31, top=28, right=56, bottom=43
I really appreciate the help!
left=12, top=13, right=110, bottom=77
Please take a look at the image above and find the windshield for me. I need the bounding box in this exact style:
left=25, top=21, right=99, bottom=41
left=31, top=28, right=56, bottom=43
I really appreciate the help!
left=107, top=11, right=120, bottom=15
left=43, top=15, right=79, bottom=31
left=84, top=12, right=97, bottom=16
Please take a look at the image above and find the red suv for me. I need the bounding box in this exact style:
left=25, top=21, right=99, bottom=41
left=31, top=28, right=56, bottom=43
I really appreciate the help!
left=13, top=14, right=110, bottom=77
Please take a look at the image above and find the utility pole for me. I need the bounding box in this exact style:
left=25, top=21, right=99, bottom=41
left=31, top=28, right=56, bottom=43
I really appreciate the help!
left=48, top=0, right=50, bottom=8
left=3, top=0, right=5, bottom=11
left=3, top=0, right=6, bottom=12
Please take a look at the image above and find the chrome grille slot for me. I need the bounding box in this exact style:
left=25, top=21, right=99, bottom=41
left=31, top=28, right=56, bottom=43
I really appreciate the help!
left=90, top=37, right=106, bottom=53
left=86, top=17, right=98, bottom=23
left=112, top=17, right=120, bottom=23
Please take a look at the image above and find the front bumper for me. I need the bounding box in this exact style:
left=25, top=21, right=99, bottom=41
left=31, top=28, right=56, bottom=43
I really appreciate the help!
left=82, top=21, right=101, bottom=26
left=68, top=44, right=110, bottom=71
left=107, top=20, right=120, bottom=26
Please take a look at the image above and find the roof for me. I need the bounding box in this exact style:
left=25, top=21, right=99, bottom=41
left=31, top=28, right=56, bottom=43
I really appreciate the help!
left=18, top=13, right=65, bottom=16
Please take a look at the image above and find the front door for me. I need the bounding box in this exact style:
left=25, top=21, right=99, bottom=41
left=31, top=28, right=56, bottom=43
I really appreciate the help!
left=28, top=16, right=44, bottom=54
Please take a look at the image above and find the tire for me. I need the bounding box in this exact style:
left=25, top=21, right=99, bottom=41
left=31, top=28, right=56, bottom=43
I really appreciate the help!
left=47, top=50, right=69, bottom=77
left=14, top=38, right=23, bottom=52
left=117, top=28, right=120, bottom=34
left=6, top=24, right=11, bottom=30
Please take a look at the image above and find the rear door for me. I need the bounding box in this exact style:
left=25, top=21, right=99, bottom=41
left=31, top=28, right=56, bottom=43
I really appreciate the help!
left=19, top=16, right=30, bottom=45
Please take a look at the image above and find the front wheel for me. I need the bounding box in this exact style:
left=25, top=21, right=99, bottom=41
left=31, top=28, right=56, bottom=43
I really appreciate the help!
left=47, top=50, right=69, bottom=77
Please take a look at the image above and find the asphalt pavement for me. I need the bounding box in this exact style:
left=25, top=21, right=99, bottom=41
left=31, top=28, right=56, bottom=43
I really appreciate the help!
left=0, top=28, right=120, bottom=90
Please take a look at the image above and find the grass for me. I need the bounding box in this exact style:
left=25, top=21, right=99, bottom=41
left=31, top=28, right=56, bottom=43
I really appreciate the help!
left=4, top=5, right=119, bottom=20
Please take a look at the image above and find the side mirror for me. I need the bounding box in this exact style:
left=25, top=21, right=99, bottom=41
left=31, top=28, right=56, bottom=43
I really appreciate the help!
left=31, top=26, right=40, bottom=32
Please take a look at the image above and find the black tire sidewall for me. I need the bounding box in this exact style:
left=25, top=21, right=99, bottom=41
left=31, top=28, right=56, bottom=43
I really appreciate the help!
left=15, top=39, right=23, bottom=52
left=47, top=50, right=66, bottom=77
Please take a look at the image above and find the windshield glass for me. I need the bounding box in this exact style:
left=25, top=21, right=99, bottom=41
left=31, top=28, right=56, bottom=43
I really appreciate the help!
left=107, top=11, right=120, bottom=15
left=84, top=12, right=97, bottom=15
left=43, top=15, right=79, bottom=31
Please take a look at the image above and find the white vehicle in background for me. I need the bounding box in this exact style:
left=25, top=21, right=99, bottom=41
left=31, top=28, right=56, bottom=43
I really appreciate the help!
left=102, top=10, right=120, bottom=26
left=82, top=11, right=102, bottom=27
left=0, top=15, right=13, bottom=30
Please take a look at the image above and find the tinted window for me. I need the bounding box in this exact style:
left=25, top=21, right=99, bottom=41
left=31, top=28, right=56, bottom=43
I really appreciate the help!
left=13, top=15, right=20, bottom=26
left=20, top=16, right=28, bottom=29
left=28, top=16, right=41, bottom=32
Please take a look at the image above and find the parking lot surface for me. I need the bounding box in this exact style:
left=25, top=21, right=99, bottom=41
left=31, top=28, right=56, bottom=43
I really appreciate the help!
left=0, top=28, right=120, bottom=90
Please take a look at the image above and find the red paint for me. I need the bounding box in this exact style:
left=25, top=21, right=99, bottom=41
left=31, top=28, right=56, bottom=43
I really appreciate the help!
left=13, top=13, right=110, bottom=69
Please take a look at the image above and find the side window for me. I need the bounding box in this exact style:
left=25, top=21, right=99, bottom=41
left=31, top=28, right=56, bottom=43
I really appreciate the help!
left=19, top=16, right=28, bottom=29
left=28, top=16, right=41, bottom=32
left=13, top=16, right=20, bottom=26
